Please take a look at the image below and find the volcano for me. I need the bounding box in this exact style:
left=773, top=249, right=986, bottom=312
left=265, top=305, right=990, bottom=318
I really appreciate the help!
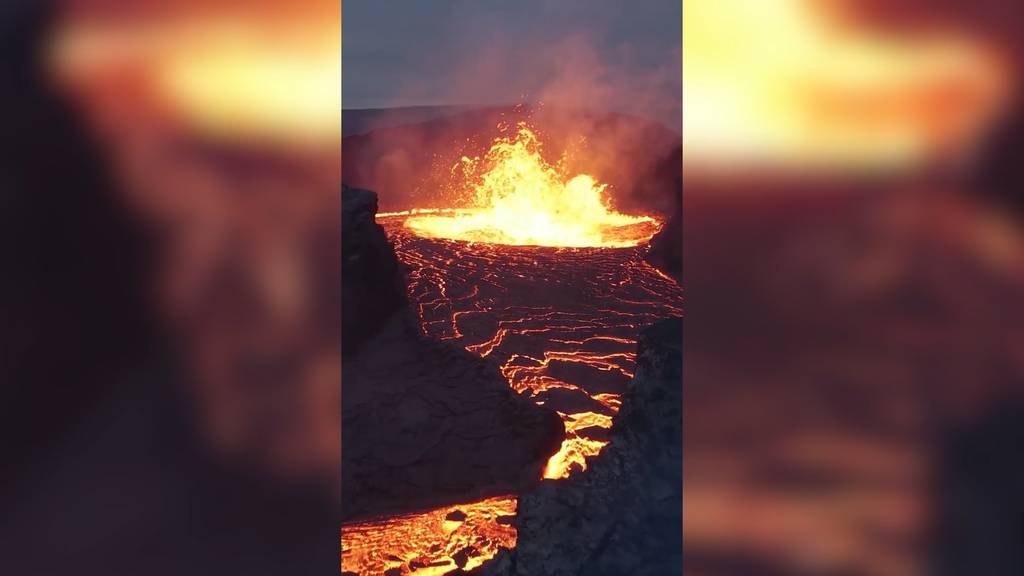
left=342, top=212, right=682, bottom=574
left=341, top=112, right=682, bottom=575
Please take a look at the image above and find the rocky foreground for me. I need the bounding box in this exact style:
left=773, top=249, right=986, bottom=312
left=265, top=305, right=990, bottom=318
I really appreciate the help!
left=341, top=185, right=564, bottom=521
left=470, top=317, right=683, bottom=576
left=643, top=146, right=682, bottom=282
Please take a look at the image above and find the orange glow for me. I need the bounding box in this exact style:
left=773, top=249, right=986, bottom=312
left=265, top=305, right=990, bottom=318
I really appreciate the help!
left=403, top=124, right=659, bottom=247
left=341, top=496, right=517, bottom=575
left=49, top=16, right=341, bottom=146
left=684, top=0, right=1009, bottom=169
left=543, top=411, right=615, bottom=479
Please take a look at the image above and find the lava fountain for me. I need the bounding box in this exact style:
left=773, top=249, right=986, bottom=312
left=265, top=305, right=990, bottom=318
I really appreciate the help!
left=395, top=123, right=660, bottom=248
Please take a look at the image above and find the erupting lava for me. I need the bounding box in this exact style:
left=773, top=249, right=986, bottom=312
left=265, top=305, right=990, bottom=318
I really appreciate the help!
left=401, top=124, right=659, bottom=247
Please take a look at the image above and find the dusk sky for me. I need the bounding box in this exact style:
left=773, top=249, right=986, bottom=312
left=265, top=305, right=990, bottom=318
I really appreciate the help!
left=342, top=0, right=681, bottom=128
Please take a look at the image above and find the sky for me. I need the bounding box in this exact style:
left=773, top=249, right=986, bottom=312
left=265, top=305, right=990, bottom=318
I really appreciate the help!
left=342, top=0, right=681, bottom=128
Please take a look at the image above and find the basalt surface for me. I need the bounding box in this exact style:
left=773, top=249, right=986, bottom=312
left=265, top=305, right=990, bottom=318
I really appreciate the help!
left=341, top=186, right=563, bottom=520
left=470, top=318, right=683, bottom=576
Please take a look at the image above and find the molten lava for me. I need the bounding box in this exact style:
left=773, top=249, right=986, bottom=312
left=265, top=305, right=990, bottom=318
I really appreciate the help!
left=342, top=496, right=518, bottom=575
left=403, top=124, right=659, bottom=247
left=341, top=221, right=682, bottom=573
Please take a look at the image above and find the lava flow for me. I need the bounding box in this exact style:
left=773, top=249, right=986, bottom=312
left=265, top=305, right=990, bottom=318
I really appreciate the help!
left=342, top=124, right=680, bottom=574
left=341, top=495, right=518, bottom=575
left=341, top=221, right=682, bottom=574
left=395, top=123, right=659, bottom=248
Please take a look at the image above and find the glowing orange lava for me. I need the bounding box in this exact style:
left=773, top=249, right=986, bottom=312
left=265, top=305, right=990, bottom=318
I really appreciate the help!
left=341, top=229, right=683, bottom=574
left=542, top=411, right=615, bottom=479
left=402, top=124, right=659, bottom=247
left=342, top=496, right=517, bottom=575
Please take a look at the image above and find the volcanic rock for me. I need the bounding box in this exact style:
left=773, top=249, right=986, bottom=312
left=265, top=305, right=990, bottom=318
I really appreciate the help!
left=574, top=425, right=613, bottom=443
left=545, top=360, right=629, bottom=395
left=452, top=546, right=478, bottom=569
left=409, top=557, right=451, bottom=570
left=342, top=184, right=406, bottom=356
left=341, top=186, right=564, bottom=520
left=643, top=145, right=681, bottom=282
left=472, top=318, right=682, bottom=575
left=445, top=510, right=468, bottom=522
left=534, top=386, right=615, bottom=416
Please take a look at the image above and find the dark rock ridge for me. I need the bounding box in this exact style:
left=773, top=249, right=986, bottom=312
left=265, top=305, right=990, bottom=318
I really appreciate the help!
left=342, top=184, right=407, bottom=357
left=643, top=146, right=682, bottom=283
left=646, top=208, right=681, bottom=283
left=470, top=318, right=682, bottom=576
left=341, top=185, right=564, bottom=521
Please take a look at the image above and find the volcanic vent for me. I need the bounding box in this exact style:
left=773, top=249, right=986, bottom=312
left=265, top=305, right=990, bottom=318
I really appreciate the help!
left=382, top=122, right=661, bottom=248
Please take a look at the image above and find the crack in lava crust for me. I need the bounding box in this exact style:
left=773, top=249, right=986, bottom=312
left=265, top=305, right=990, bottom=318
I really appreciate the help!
left=341, top=216, right=682, bottom=575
